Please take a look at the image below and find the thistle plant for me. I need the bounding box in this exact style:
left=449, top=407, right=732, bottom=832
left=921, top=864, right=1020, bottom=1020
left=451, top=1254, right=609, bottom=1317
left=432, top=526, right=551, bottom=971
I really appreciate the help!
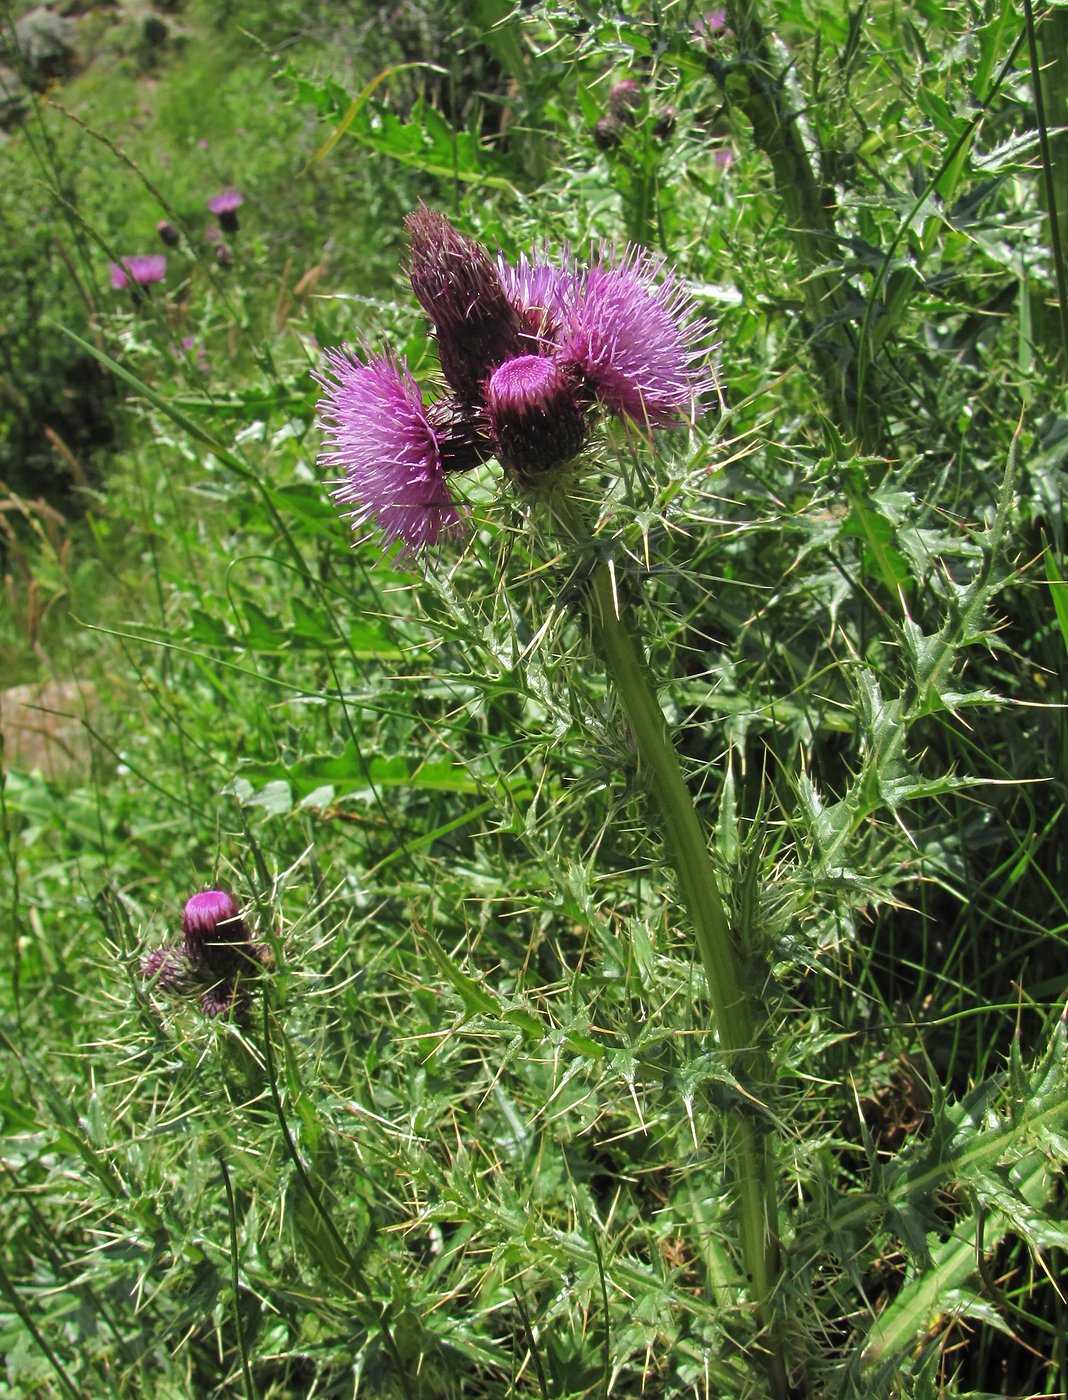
left=141, top=888, right=272, bottom=1018
left=316, top=209, right=790, bottom=1391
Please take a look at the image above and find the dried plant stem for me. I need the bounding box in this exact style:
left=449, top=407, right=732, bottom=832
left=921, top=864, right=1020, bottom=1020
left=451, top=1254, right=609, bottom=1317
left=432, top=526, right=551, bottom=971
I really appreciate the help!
left=553, top=494, right=789, bottom=1397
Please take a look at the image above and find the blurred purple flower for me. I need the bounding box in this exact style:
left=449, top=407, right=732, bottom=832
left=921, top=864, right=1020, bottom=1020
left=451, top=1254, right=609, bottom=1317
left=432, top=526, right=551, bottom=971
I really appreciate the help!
left=207, top=188, right=243, bottom=233
left=608, top=79, right=643, bottom=124
left=714, top=146, right=734, bottom=168
left=316, top=347, right=468, bottom=561
left=156, top=219, right=180, bottom=248
left=694, top=9, right=728, bottom=44
left=110, top=254, right=167, bottom=290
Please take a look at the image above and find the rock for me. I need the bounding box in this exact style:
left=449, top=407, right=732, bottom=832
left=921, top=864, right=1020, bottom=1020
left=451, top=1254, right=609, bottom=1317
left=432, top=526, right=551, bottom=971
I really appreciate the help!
left=0, top=679, right=96, bottom=782
left=0, top=64, right=30, bottom=130
left=13, top=8, right=78, bottom=89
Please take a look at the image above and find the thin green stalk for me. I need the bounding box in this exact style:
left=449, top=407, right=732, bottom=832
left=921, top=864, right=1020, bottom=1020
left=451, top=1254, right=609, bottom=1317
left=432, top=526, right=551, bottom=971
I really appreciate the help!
left=552, top=495, right=789, bottom=1396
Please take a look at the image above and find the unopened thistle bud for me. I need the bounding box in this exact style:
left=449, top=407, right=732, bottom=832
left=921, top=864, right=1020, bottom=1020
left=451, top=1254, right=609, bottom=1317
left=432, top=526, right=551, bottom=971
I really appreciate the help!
left=593, top=116, right=622, bottom=151
left=405, top=206, right=522, bottom=398
left=608, top=79, right=643, bottom=124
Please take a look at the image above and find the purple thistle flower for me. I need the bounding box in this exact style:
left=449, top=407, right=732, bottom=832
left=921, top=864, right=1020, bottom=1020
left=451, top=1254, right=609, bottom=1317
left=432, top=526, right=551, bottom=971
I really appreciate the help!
left=207, top=188, right=243, bottom=233
left=496, top=248, right=576, bottom=346
left=317, top=211, right=714, bottom=559
left=156, top=219, right=180, bottom=248
left=484, top=355, right=589, bottom=485
left=110, top=254, right=167, bottom=290
left=140, top=887, right=270, bottom=1020
left=183, top=888, right=250, bottom=977
left=316, top=346, right=466, bottom=560
left=559, top=245, right=714, bottom=427
left=406, top=206, right=522, bottom=398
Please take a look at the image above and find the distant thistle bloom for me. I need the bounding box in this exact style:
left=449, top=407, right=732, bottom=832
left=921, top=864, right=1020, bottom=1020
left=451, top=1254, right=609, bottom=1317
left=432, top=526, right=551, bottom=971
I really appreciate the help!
left=317, top=346, right=467, bottom=559
left=652, top=105, right=677, bottom=140
left=156, top=219, right=180, bottom=247
left=110, top=254, right=167, bottom=291
left=207, top=188, right=243, bottom=233
left=317, top=211, right=712, bottom=559
left=593, top=117, right=622, bottom=151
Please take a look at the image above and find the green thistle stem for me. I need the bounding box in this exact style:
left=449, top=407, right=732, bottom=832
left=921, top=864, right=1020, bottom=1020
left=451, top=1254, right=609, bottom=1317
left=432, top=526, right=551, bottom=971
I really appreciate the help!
left=552, top=493, right=788, bottom=1395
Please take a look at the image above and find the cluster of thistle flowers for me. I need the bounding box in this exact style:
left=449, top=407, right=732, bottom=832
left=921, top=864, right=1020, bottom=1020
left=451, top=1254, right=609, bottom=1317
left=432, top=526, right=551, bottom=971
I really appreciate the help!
left=108, top=188, right=244, bottom=291
left=316, top=208, right=714, bottom=560
left=140, top=889, right=271, bottom=1018
left=593, top=78, right=676, bottom=151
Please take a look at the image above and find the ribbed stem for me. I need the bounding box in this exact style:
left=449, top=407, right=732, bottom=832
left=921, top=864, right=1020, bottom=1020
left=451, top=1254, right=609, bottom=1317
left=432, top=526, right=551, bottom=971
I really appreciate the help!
left=554, top=496, right=789, bottom=1396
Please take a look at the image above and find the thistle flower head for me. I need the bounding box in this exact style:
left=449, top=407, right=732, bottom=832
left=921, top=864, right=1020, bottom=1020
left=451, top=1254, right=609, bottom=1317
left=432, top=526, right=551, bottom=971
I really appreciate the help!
left=207, top=188, right=243, bottom=215
left=110, top=254, right=167, bottom=290
left=694, top=8, right=728, bottom=44
left=156, top=219, right=180, bottom=247
left=200, top=982, right=238, bottom=1018
left=316, top=345, right=464, bottom=560
left=560, top=245, right=714, bottom=427
left=497, top=249, right=576, bottom=346
left=182, top=888, right=249, bottom=977
left=484, top=355, right=589, bottom=485
left=405, top=206, right=522, bottom=397
left=207, top=188, right=244, bottom=233
left=317, top=211, right=714, bottom=559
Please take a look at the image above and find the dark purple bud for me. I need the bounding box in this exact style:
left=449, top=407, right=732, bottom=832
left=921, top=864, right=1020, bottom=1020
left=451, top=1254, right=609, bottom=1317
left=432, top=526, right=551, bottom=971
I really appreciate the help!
left=215, top=242, right=233, bottom=269
left=652, top=105, right=677, bottom=140
left=593, top=116, right=622, bottom=151
left=426, top=397, right=494, bottom=474
left=200, top=981, right=238, bottom=1018
left=484, top=354, right=589, bottom=486
left=141, top=944, right=190, bottom=991
left=405, top=207, right=523, bottom=398
left=156, top=219, right=180, bottom=248
left=608, top=79, right=643, bottom=124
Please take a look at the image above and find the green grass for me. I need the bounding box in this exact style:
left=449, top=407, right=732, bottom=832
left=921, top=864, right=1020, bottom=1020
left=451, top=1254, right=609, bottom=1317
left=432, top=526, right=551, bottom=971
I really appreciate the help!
left=2, top=0, right=1067, bottom=1396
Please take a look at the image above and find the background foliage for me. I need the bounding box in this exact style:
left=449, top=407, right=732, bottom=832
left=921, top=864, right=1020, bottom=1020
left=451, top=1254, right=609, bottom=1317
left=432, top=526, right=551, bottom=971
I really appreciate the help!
left=1, top=0, right=1066, bottom=1396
